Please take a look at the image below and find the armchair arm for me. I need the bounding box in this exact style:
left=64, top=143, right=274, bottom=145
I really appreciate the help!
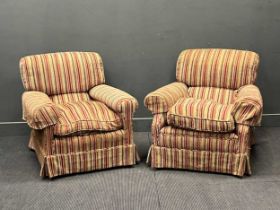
left=22, top=91, right=62, bottom=129
left=144, top=82, right=188, bottom=114
left=233, top=85, right=263, bottom=126
left=89, top=84, right=138, bottom=113
left=151, top=113, right=167, bottom=138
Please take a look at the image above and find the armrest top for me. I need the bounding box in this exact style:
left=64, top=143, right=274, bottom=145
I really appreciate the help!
left=233, top=85, right=263, bottom=126
left=236, top=84, right=261, bottom=97
left=89, top=84, right=138, bottom=113
left=22, top=91, right=61, bottom=129
left=144, top=82, right=188, bottom=114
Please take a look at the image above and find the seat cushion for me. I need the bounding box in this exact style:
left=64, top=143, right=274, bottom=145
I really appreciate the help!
left=54, top=101, right=122, bottom=136
left=167, top=98, right=235, bottom=132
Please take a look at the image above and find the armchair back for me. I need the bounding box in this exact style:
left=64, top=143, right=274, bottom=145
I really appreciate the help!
left=176, top=48, right=259, bottom=89
left=20, top=52, right=105, bottom=95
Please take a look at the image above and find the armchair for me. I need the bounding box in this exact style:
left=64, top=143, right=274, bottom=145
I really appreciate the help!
left=20, top=52, right=138, bottom=178
left=144, top=49, right=262, bottom=176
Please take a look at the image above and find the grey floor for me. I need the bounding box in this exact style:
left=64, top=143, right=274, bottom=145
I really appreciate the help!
left=1, top=128, right=280, bottom=210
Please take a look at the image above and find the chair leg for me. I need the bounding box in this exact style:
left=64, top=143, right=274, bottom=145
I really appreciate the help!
left=245, top=155, right=252, bottom=175
left=146, top=146, right=152, bottom=165
left=250, top=128, right=256, bottom=146
left=135, top=148, right=141, bottom=163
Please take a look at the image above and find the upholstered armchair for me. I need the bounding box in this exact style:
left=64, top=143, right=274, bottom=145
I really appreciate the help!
left=20, top=52, right=138, bottom=178
left=144, top=49, right=263, bottom=176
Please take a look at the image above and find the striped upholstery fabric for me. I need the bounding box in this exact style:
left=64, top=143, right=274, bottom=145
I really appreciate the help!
left=44, top=145, right=136, bottom=178
left=54, top=101, right=122, bottom=136
left=20, top=52, right=138, bottom=178
left=157, top=126, right=238, bottom=153
left=148, top=124, right=252, bottom=176
left=176, top=49, right=259, bottom=89
left=150, top=145, right=249, bottom=175
left=145, top=48, right=262, bottom=176
left=20, top=52, right=105, bottom=95
left=167, top=98, right=235, bottom=132
left=52, top=130, right=126, bottom=154
left=144, top=82, right=188, bottom=114
left=89, top=84, right=138, bottom=113
left=22, top=91, right=62, bottom=129
left=50, top=92, right=90, bottom=104
left=151, top=113, right=167, bottom=138
left=233, top=85, right=263, bottom=126
left=29, top=127, right=136, bottom=177
left=89, top=84, right=139, bottom=145
left=188, top=87, right=235, bottom=104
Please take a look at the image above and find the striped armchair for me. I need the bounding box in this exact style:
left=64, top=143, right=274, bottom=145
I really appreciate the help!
left=20, top=52, right=138, bottom=178
left=145, top=49, right=263, bottom=176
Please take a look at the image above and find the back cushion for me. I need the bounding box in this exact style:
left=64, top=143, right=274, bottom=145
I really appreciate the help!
left=20, top=52, right=105, bottom=95
left=176, top=49, right=259, bottom=89
left=188, top=87, right=235, bottom=104
left=50, top=93, right=90, bottom=104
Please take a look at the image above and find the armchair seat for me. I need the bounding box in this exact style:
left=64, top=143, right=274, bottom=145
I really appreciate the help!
left=54, top=100, right=122, bottom=136
left=167, top=97, right=235, bottom=132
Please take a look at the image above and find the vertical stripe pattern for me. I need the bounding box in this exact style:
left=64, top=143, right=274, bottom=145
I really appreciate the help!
left=151, top=113, right=167, bottom=139
left=50, top=93, right=90, bottom=104
left=233, top=85, right=263, bottom=126
left=147, top=112, right=255, bottom=177
left=44, top=145, right=136, bottom=178
left=176, top=49, right=259, bottom=89
left=52, top=130, right=126, bottom=154
left=150, top=145, right=249, bottom=176
left=22, top=91, right=62, bottom=129
left=157, top=126, right=238, bottom=153
left=20, top=52, right=138, bottom=178
left=148, top=122, right=252, bottom=176
left=144, top=82, right=188, bottom=114
left=89, top=84, right=138, bottom=113
left=188, top=87, right=235, bottom=104
left=20, top=52, right=105, bottom=95
left=89, top=84, right=139, bottom=145
left=167, top=98, right=235, bottom=132
left=54, top=101, right=123, bottom=136
left=145, top=48, right=262, bottom=176
left=29, top=128, right=135, bottom=178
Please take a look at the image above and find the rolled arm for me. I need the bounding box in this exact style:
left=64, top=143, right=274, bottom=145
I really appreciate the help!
left=233, top=85, right=263, bottom=126
left=144, top=82, right=188, bottom=114
left=22, top=91, right=62, bottom=129
left=89, top=84, right=138, bottom=113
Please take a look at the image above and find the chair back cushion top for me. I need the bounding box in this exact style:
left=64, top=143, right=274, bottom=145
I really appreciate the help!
left=54, top=100, right=122, bottom=136
left=176, top=49, right=259, bottom=89
left=20, top=52, right=105, bottom=95
left=167, top=97, right=235, bottom=132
